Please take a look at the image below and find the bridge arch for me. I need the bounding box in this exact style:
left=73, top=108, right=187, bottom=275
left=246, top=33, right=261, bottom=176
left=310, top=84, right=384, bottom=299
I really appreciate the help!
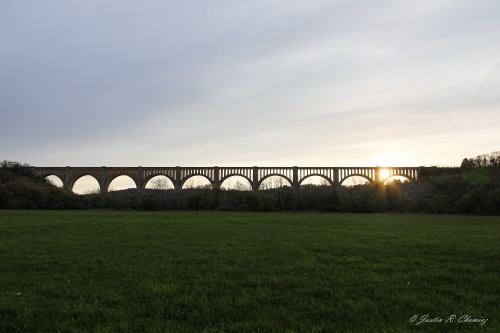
left=144, top=175, right=175, bottom=191
left=44, top=175, right=64, bottom=187
left=258, top=174, right=293, bottom=190
left=38, top=170, right=64, bottom=179
left=299, top=174, right=333, bottom=186
left=181, top=174, right=214, bottom=189
left=220, top=175, right=252, bottom=191
left=340, top=174, right=374, bottom=186
left=106, top=175, right=137, bottom=192
left=70, top=175, right=100, bottom=194
left=383, top=174, right=413, bottom=184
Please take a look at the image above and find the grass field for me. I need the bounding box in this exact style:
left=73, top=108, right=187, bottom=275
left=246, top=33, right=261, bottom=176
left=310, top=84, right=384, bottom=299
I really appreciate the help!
left=0, top=210, right=498, bottom=332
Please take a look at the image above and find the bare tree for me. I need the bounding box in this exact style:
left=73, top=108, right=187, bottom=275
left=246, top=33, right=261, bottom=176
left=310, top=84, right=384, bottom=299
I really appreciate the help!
left=221, top=177, right=251, bottom=191
left=260, top=176, right=288, bottom=190
left=151, top=177, right=171, bottom=190
left=83, top=188, right=100, bottom=195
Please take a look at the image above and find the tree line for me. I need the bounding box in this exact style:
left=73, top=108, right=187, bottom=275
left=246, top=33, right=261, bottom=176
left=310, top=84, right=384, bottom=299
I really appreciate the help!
left=1, top=153, right=499, bottom=214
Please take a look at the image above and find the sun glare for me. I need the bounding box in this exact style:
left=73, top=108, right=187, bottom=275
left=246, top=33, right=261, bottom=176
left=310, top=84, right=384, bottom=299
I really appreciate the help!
left=380, top=169, right=391, bottom=181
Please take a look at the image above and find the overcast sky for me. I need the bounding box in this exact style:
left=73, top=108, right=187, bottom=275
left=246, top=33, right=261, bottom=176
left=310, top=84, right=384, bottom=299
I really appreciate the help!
left=2, top=0, right=500, bottom=168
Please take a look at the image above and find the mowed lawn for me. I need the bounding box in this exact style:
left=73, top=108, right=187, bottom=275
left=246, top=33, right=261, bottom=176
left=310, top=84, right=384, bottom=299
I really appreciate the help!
left=0, top=211, right=498, bottom=333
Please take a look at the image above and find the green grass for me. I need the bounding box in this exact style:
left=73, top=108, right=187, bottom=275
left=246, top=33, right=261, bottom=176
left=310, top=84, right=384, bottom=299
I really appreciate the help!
left=0, top=211, right=498, bottom=332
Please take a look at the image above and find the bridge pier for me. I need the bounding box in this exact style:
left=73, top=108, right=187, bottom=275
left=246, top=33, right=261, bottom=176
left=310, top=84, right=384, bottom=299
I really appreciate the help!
left=63, top=166, right=71, bottom=191
left=175, top=166, right=181, bottom=191
left=213, top=166, right=220, bottom=190
left=136, top=166, right=145, bottom=196
left=292, top=166, right=299, bottom=192
left=252, top=166, right=259, bottom=191
left=333, top=169, right=339, bottom=186
left=99, top=166, right=107, bottom=195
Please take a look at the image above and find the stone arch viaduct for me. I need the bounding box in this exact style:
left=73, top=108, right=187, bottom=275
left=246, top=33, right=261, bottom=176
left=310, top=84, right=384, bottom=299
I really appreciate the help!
left=32, top=166, right=420, bottom=195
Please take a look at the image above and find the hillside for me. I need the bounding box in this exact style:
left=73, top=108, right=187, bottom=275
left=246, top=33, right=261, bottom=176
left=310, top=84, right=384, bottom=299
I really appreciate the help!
left=0, top=161, right=79, bottom=209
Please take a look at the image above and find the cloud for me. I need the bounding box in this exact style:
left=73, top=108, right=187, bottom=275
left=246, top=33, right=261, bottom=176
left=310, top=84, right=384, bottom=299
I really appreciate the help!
left=474, top=57, right=500, bottom=88
left=1, top=1, right=500, bottom=169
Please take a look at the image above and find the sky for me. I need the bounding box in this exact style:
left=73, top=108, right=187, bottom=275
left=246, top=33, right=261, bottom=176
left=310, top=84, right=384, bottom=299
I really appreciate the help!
left=2, top=0, right=500, bottom=170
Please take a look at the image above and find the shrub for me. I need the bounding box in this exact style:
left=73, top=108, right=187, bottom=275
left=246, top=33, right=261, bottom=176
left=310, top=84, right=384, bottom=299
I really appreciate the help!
left=7, top=198, right=36, bottom=209
left=187, top=193, right=205, bottom=211
left=142, top=196, right=159, bottom=211
left=485, top=189, right=500, bottom=214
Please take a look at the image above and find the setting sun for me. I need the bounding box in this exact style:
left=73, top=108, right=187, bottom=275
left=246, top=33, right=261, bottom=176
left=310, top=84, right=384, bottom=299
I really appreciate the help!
left=379, top=168, right=391, bottom=181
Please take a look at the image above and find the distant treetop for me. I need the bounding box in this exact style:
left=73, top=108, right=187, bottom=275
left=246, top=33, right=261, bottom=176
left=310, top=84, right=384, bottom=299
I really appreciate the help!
left=461, top=151, right=500, bottom=168
left=1, top=160, right=31, bottom=169
left=1, top=160, right=33, bottom=177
